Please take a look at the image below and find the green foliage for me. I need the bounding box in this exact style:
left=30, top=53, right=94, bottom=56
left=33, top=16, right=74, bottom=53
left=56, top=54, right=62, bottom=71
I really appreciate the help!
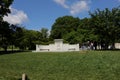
left=40, top=28, right=48, bottom=38
left=50, top=15, right=98, bottom=44
left=50, top=6, right=120, bottom=48
left=89, top=7, right=120, bottom=47
left=0, top=51, right=120, bottom=80
left=1, top=5, right=120, bottom=51
left=14, top=27, right=50, bottom=50
left=0, top=21, right=16, bottom=51
left=0, top=0, right=14, bottom=21
left=50, top=16, right=80, bottom=39
left=65, top=32, right=77, bottom=44
left=39, top=28, right=49, bottom=43
left=0, top=0, right=14, bottom=51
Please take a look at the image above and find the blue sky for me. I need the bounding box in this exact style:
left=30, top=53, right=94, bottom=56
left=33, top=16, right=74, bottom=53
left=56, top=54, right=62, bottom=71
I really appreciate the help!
left=3, top=0, right=120, bottom=30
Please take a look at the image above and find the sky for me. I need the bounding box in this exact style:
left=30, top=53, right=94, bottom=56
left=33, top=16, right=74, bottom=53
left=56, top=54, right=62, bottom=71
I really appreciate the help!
left=3, top=0, right=120, bottom=30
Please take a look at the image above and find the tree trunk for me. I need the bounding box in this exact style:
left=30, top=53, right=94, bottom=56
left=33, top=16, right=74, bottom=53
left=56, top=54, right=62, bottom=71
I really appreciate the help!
left=4, top=45, right=7, bottom=52
left=112, top=43, right=115, bottom=49
left=12, top=44, right=14, bottom=52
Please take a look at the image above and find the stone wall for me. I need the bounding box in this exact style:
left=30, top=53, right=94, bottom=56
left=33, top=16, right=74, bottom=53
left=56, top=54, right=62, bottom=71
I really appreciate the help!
left=35, top=39, right=79, bottom=52
left=115, top=43, right=120, bottom=49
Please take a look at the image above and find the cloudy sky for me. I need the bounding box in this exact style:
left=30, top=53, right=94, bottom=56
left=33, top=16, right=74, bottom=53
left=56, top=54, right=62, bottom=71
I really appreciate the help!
left=3, top=0, right=120, bottom=30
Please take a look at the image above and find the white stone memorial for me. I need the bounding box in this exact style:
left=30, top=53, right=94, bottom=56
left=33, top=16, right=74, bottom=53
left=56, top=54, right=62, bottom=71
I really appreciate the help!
left=115, top=43, right=120, bottom=49
left=34, top=39, right=79, bottom=52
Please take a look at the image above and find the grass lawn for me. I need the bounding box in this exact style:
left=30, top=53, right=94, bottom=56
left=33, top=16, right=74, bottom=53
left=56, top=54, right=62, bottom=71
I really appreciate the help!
left=0, top=51, right=120, bottom=80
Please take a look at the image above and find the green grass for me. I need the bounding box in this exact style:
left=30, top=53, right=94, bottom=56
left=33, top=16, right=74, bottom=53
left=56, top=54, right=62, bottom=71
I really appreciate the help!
left=0, top=51, right=120, bottom=80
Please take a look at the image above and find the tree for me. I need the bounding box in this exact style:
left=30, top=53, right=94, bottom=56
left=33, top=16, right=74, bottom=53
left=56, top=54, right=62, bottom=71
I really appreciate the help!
left=40, top=28, right=48, bottom=39
left=89, top=7, right=120, bottom=49
left=0, top=0, right=14, bottom=51
left=0, top=21, right=10, bottom=51
left=7, top=24, right=17, bottom=51
left=50, top=16, right=80, bottom=42
left=25, top=30, right=39, bottom=50
left=14, top=27, right=26, bottom=50
left=0, top=21, right=18, bottom=51
left=0, top=0, right=13, bottom=14
left=0, top=0, right=14, bottom=21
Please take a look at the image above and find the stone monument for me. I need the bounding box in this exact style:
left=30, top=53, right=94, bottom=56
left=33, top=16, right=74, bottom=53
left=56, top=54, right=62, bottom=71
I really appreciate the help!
left=34, top=39, right=79, bottom=52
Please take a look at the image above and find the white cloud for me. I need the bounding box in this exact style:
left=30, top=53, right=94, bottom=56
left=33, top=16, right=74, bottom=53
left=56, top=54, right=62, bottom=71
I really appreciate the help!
left=118, top=0, right=120, bottom=2
left=53, top=0, right=91, bottom=15
left=3, top=7, right=28, bottom=25
left=53, top=0, right=69, bottom=8
left=70, top=1, right=89, bottom=15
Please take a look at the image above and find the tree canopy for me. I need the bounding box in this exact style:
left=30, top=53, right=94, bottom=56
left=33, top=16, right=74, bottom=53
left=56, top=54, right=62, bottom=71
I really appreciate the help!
left=0, top=5, right=120, bottom=51
left=0, top=0, right=14, bottom=51
left=50, top=6, right=120, bottom=49
left=89, top=7, right=120, bottom=48
left=0, top=0, right=14, bottom=21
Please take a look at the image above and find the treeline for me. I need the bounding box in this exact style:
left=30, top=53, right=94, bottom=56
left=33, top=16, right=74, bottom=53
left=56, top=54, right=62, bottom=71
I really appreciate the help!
left=0, top=24, right=50, bottom=51
left=0, top=0, right=120, bottom=51
left=0, top=0, right=50, bottom=51
left=50, top=7, right=120, bottom=49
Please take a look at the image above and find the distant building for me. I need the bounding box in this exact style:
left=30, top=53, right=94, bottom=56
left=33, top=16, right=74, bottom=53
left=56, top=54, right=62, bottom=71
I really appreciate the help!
left=33, top=39, right=79, bottom=52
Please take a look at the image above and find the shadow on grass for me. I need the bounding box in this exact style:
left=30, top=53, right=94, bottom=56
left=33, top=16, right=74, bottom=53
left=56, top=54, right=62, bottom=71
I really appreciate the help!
left=96, top=49, right=120, bottom=51
left=0, top=50, right=31, bottom=55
